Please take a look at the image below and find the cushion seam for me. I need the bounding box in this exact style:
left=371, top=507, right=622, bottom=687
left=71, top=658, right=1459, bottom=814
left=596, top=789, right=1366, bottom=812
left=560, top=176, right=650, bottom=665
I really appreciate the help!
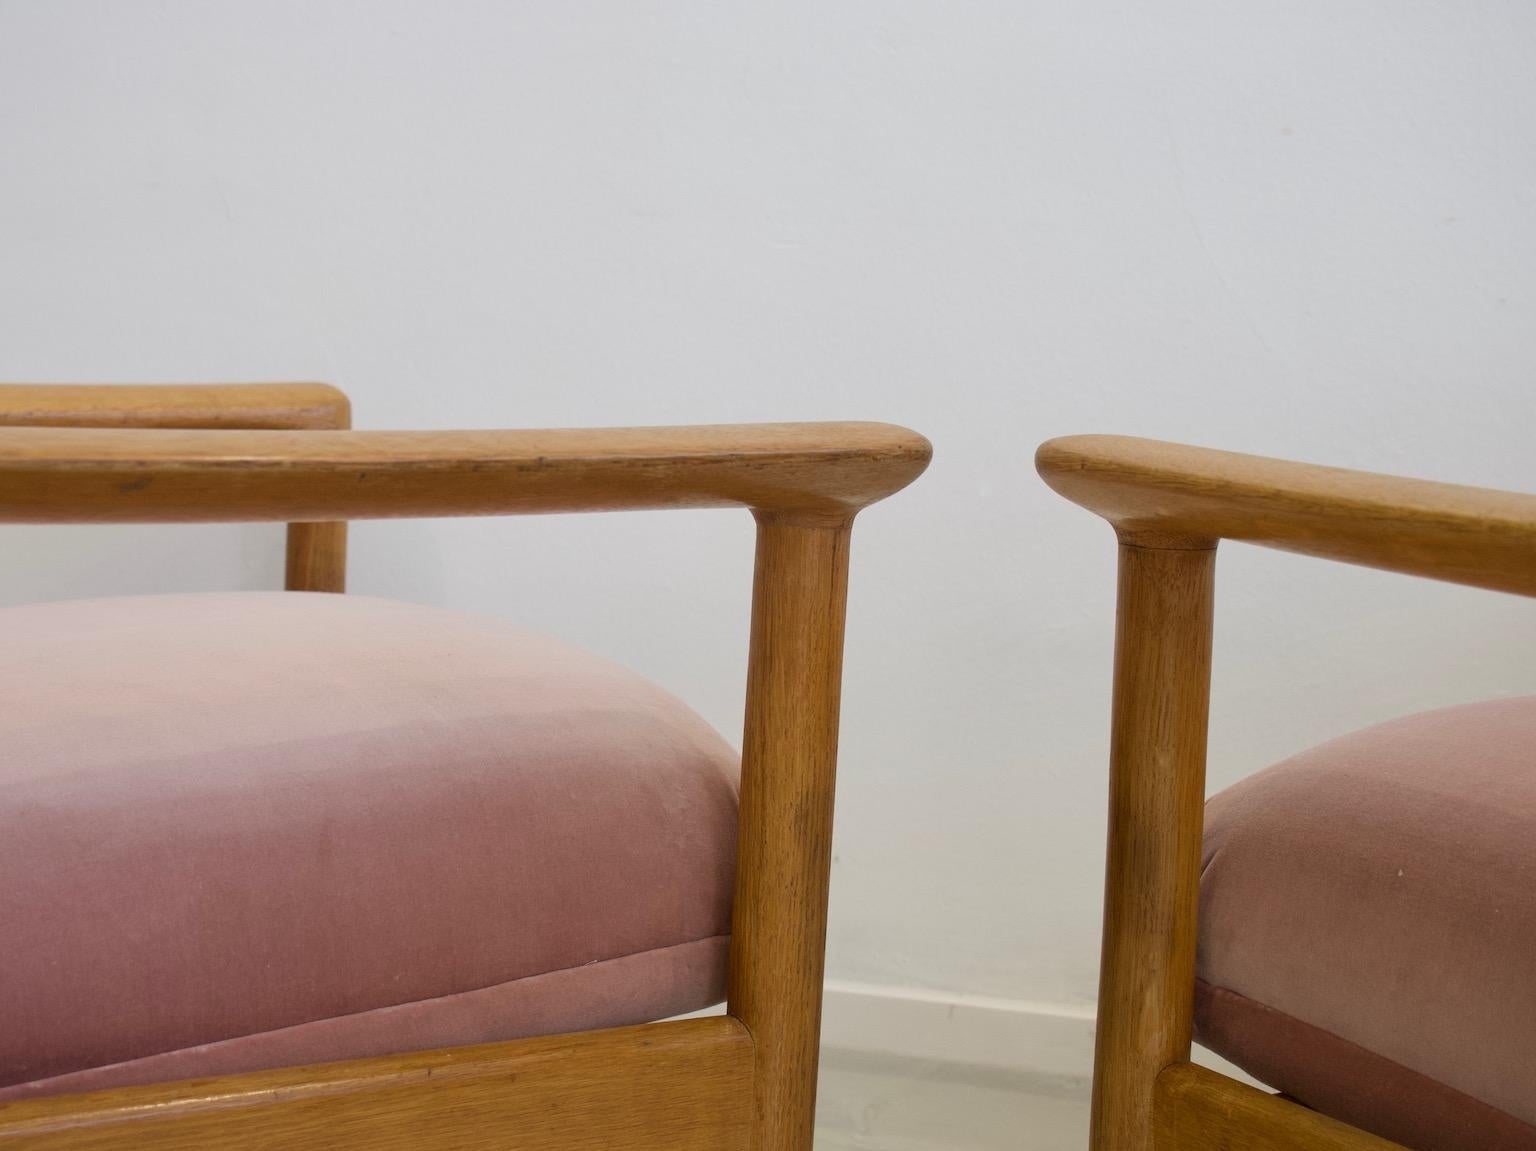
left=12, top=933, right=731, bottom=1092
left=187, top=931, right=733, bottom=1049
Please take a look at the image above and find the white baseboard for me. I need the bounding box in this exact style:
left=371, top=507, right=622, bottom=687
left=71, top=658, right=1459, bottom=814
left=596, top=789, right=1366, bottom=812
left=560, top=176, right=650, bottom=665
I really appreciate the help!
left=819, top=979, right=1097, bottom=1081
left=814, top=981, right=1095, bottom=1150
left=811, top=980, right=1261, bottom=1149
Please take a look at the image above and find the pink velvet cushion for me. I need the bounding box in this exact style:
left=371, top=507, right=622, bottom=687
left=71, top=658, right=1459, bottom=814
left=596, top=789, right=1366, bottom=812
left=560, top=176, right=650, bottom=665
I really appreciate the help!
left=0, top=593, right=739, bottom=1101
left=1197, top=697, right=1536, bottom=1150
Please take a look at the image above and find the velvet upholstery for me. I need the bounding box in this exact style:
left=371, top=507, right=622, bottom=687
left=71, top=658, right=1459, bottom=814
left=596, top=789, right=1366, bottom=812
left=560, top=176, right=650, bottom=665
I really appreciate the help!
left=0, top=593, right=739, bottom=1100
left=1197, top=697, right=1536, bottom=1150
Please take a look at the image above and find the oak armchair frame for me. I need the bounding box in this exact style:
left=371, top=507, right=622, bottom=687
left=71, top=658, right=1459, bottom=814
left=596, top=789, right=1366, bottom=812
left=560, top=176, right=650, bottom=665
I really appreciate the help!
left=0, top=383, right=931, bottom=1151
left=1037, top=434, right=1536, bottom=1151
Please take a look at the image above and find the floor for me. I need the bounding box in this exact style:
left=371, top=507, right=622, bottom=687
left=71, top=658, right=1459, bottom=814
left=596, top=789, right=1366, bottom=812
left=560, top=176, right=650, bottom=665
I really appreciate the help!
left=814, top=1050, right=1090, bottom=1150
left=813, top=1045, right=1260, bottom=1149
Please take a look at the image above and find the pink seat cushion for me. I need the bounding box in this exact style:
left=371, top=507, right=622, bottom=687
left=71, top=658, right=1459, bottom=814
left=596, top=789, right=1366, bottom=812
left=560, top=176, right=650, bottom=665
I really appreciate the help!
left=1197, top=697, right=1536, bottom=1151
left=0, top=593, right=739, bottom=1101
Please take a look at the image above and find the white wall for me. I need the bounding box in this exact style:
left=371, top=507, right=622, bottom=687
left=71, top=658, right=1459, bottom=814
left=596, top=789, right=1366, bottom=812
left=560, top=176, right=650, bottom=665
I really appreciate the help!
left=4, top=0, right=1535, bottom=1022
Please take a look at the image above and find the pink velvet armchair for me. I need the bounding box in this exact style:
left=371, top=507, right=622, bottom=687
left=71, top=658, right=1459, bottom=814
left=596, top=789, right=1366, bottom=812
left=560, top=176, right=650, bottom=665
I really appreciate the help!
left=0, top=382, right=930, bottom=1151
left=1039, top=434, right=1536, bottom=1151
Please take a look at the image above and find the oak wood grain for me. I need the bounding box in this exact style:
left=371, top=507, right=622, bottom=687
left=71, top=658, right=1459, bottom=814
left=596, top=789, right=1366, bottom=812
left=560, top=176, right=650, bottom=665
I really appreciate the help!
left=0, top=384, right=350, bottom=431
left=284, top=522, right=348, bottom=593
left=0, top=382, right=351, bottom=592
left=1089, top=543, right=1216, bottom=1151
left=1154, top=1062, right=1409, bottom=1151
left=0, top=1019, right=752, bottom=1151
left=0, top=396, right=933, bottom=1150
left=0, top=422, right=932, bottom=523
left=728, top=514, right=853, bottom=1151
left=1037, top=435, right=1536, bottom=596
left=1037, top=436, right=1476, bottom=1151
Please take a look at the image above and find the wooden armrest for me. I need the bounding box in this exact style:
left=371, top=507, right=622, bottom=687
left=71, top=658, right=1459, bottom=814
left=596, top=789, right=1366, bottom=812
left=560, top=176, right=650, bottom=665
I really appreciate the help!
left=0, top=422, right=931, bottom=524
left=0, top=383, right=351, bottom=431
left=1036, top=434, right=1536, bottom=596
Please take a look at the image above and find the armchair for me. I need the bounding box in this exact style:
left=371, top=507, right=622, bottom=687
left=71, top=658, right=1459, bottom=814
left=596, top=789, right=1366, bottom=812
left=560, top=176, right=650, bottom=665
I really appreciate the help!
left=1038, top=435, right=1536, bottom=1151
left=0, top=383, right=930, bottom=1151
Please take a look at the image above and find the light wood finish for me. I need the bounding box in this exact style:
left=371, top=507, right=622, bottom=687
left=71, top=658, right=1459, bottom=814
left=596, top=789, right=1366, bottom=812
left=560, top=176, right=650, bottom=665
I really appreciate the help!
left=0, top=383, right=350, bottom=431
left=0, top=1018, right=752, bottom=1151
left=1091, top=542, right=1215, bottom=1151
left=729, top=514, right=853, bottom=1151
left=0, top=383, right=352, bottom=592
left=0, top=422, right=931, bottom=524
left=0, top=401, right=930, bottom=1150
left=1037, top=434, right=1536, bottom=595
left=1036, top=436, right=1512, bottom=1151
left=284, top=522, right=348, bottom=593
left=1154, top=1062, right=1406, bottom=1151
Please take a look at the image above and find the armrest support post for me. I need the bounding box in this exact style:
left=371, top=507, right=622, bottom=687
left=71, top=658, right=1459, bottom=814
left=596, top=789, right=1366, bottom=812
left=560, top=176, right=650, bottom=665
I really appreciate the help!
left=285, top=523, right=348, bottom=593
left=1091, top=540, right=1215, bottom=1151
left=728, top=513, right=854, bottom=1151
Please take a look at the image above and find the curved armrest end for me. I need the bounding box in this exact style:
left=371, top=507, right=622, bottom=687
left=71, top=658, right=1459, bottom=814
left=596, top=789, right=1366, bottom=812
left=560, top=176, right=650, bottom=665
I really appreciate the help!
left=1037, top=434, right=1536, bottom=596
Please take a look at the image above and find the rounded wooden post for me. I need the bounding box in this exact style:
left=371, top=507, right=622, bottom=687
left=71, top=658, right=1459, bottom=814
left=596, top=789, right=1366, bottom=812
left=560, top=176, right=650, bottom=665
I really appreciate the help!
left=284, top=385, right=349, bottom=593
left=1090, top=538, right=1216, bottom=1151
left=728, top=512, right=854, bottom=1151
left=285, top=522, right=348, bottom=592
